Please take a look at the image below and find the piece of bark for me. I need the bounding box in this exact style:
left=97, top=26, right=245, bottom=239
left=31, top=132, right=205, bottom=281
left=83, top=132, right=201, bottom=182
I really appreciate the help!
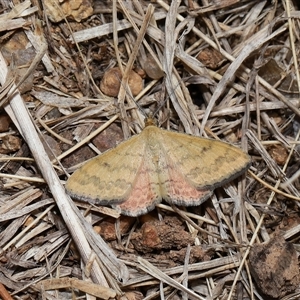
left=0, top=135, right=21, bottom=154
left=96, top=216, right=135, bottom=241
left=131, top=216, right=194, bottom=253
left=249, top=235, right=300, bottom=299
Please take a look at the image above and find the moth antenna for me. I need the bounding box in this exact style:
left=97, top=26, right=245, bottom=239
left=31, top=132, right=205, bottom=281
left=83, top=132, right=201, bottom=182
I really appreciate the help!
left=151, top=79, right=184, bottom=125
left=115, top=71, right=183, bottom=127
left=114, top=71, right=147, bottom=118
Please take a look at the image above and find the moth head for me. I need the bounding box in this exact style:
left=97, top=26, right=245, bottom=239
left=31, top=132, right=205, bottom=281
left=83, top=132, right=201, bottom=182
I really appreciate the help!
left=144, top=112, right=157, bottom=127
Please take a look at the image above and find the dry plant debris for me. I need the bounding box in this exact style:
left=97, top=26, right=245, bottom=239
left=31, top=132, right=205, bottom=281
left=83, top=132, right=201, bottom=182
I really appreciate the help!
left=0, top=1, right=300, bottom=299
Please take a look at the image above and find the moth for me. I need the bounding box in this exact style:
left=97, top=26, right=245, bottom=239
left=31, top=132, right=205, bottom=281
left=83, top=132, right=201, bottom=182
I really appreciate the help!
left=66, top=116, right=250, bottom=216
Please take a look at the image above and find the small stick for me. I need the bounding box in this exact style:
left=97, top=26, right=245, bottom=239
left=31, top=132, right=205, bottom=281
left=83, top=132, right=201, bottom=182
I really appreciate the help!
left=0, top=283, right=13, bottom=300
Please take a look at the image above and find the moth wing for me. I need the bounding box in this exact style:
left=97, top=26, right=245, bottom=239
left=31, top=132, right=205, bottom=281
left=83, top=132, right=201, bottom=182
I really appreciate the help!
left=158, top=150, right=213, bottom=206
left=66, top=133, right=146, bottom=204
left=159, top=129, right=250, bottom=189
left=113, top=148, right=162, bottom=216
